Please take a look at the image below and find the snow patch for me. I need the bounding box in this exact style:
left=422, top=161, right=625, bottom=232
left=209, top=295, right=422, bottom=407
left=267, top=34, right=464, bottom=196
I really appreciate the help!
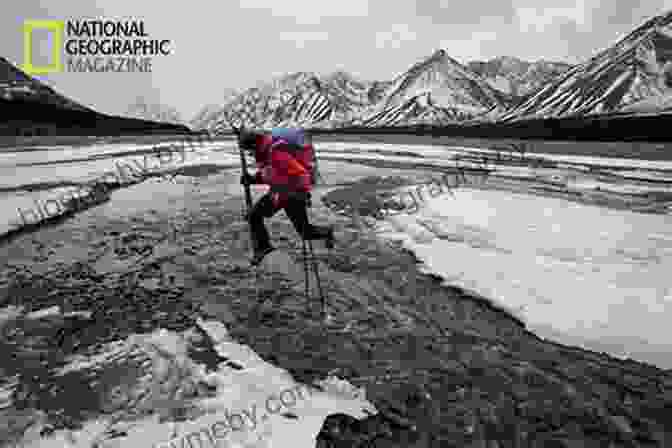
left=374, top=187, right=672, bottom=368
left=24, top=320, right=377, bottom=448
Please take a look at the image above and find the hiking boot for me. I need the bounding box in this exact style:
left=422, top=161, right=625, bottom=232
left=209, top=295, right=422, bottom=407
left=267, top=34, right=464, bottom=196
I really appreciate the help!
left=251, top=246, right=275, bottom=266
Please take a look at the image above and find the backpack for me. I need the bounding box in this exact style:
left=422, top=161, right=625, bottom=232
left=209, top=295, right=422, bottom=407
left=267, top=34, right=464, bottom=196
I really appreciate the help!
left=270, top=128, right=321, bottom=186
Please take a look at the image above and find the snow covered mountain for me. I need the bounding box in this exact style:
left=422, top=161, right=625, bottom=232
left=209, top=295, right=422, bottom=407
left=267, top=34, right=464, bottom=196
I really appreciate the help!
left=190, top=89, right=240, bottom=131
left=204, top=49, right=507, bottom=131
left=206, top=70, right=380, bottom=133
left=198, top=10, right=672, bottom=130
left=319, top=70, right=388, bottom=125
left=499, top=10, right=672, bottom=122
left=468, top=56, right=573, bottom=104
left=125, top=96, right=185, bottom=126
left=361, top=49, right=507, bottom=126
left=189, top=104, right=221, bottom=131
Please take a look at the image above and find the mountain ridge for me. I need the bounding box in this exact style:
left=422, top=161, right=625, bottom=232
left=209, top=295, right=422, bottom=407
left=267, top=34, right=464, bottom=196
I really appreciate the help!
left=125, top=96, right=185, bottom=126
left=199, top=49, right=513, bottom=131
left=467, top=56, right=573, bottom=105
left=498, top=9, right=672, bottom=121
left=0, top=57, right=191, bottom=136
left=192, top=9, right=672, bottom=131
left=0, top=57, right=92, bottom=113
left=363, top=49, right=508, bottom=126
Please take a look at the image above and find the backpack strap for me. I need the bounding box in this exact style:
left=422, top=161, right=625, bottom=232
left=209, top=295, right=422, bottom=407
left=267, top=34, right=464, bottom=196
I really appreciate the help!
left=270, top=138, right=303, bottom=155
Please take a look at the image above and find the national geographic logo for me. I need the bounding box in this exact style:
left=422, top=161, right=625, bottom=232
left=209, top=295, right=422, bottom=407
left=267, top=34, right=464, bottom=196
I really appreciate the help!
left=21, top=19, right=172, bottom=75
left=21, top=20, right=64, bottom=75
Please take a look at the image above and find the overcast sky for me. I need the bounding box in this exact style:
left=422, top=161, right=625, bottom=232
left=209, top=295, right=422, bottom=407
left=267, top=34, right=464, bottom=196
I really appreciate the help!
left=2, top=1, right=671, bottom=120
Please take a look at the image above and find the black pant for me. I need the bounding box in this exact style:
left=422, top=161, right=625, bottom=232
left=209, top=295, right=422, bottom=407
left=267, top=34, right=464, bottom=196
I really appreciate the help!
left=248, top=192, right=330, bottom=251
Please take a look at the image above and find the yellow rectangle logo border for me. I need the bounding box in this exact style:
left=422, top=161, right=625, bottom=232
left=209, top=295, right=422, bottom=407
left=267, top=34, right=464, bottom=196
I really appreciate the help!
left=21, top=20, right=64, bottom=75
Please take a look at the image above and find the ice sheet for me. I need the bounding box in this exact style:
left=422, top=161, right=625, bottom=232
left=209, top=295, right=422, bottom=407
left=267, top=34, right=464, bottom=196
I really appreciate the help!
left=375, top=188, right=672, bottom=368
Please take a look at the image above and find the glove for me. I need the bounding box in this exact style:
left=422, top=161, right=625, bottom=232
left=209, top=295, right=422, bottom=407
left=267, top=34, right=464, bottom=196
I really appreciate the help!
left=240, top=172, right=255, bottom=185
left=238, top=130, right=257, bottom=150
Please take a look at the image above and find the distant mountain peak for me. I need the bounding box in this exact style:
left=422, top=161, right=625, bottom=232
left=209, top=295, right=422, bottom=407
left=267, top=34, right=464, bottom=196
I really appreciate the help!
left=499, top=8, right=672, bottom=121
left=424, top=48, right=463, bottom=68
left=468, top=56, right=573, bottom=102
left=198, top=48, right=511, bottom=131
left=125, top=97, right=184, bottom=126
left=382, top=49, right=505, bottom=115
left=193, top=9, right=672, bottom=130
left=328, top=69, right=354, bottom=78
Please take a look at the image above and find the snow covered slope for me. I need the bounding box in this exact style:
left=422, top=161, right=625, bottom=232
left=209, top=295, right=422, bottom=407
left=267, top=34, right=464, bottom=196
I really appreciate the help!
left=499, top=10, right=672, bottom=121
left=207, top=71, right=378, bottom=133
left=204, top=50, right=507, bottom=131
left=16, top=318, right=376, bottom=448
left=190, top=89, right=240, bottom=131
left=189, top=104, right=223, bottom=131
left=468, top=56, right=572, bottom=104
left=125, top=96, right=185, bottom=126
left=200, top=10, right=672, bottom=130
left=361, top=50, right=507, bottom=126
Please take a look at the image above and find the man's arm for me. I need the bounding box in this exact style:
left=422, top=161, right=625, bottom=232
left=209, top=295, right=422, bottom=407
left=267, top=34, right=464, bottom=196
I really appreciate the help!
left=240, top=171, right=257, bottom=185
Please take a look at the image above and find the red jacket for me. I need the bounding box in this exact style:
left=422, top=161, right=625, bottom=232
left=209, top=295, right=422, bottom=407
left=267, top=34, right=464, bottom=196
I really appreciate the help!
left=252, top=134, right=314, bottom=205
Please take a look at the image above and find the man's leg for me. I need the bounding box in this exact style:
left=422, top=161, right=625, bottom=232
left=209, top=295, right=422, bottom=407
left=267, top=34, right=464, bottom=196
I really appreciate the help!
left=284, top=196, right=333, bottom=246
left=248, top=193, right=278, bottom=253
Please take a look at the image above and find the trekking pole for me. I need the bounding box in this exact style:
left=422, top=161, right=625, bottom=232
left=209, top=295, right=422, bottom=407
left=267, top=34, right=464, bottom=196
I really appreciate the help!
left=302, top=238, right=310, bottom=300
left=302, top=132, right=329, bottom=319
left=224, top=114, right=261, bottom=303
left=226, top=118, right=253, bottom=213
left=307, top=239, right=327, bottom=319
